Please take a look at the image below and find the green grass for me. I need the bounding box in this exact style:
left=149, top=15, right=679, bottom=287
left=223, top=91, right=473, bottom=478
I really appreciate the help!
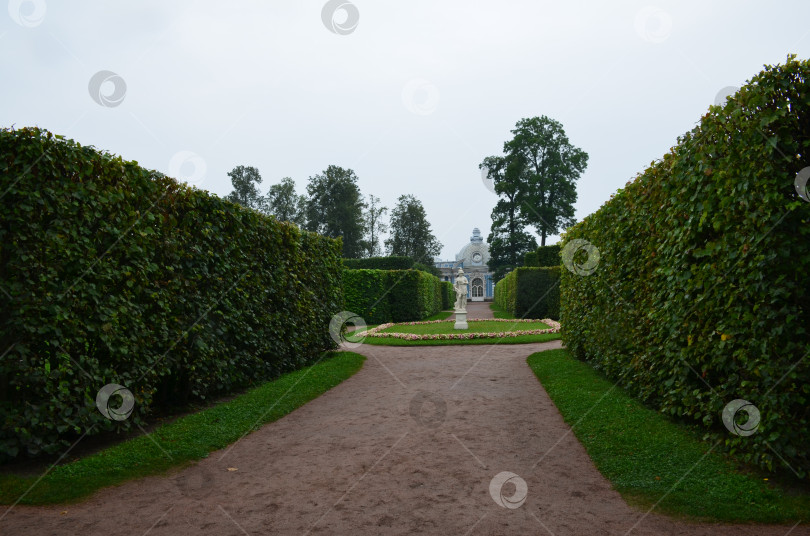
left=489, top=302, right=516, bottom=319
left=358, top=319, right=560, bottom=346
left=421, top=310, right=454, bottom=321
left=378, top=320, right=551, bottom=335
left=527, top=349, right=810, bottom=523
left=0, top=351, right=365, bottom=505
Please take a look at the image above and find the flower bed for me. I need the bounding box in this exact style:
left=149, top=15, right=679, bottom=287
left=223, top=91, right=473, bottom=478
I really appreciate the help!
left=357, top=319, right=561, bottom=341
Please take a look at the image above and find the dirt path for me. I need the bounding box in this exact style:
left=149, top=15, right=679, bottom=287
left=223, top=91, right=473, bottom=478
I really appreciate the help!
left=1, top=338, right=805, bottom=535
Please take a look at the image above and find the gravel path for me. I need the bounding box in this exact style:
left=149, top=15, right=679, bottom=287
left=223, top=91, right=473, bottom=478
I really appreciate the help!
left=1, top=314, right=805, bottom=535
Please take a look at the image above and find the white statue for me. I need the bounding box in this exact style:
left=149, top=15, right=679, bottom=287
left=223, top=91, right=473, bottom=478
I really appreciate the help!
left=454, top=268, right=469, bottom=311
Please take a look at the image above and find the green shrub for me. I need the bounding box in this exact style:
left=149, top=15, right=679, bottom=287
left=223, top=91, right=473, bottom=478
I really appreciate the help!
left=343, top=256, right=413, bottom=270
left=342, top=269, right=391, bottom=324
left=342, top=269, right=442, bottom=323
left=536, top=244, right=561, bottom=267
left=0, top=127, right=344, bottom=461
left=524, top=251, right=539, bottom=267
left=494, top=267, right=560, bottom=319
left=560, top=56, right=810, bottom=477
left=441, top=281, right=454, bottom=309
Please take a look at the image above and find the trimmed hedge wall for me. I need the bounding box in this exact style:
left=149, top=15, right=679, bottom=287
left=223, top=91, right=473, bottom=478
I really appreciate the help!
left=343, top=269, right=442, bottom=323
left=494, top=267, right=560, bottom=319
left=441, top=281, right=454, bottom=310
left=524, top=251, right=539, bottom=267
left=560, top=57, right=810, bottom=477
left=343, top=256, right=413, bottom=270
left=0, top=127, right=344, bottom=461
left=536, top=244, right=561, bottom=267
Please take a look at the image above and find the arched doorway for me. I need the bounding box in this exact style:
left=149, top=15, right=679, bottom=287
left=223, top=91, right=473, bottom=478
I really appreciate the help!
left=471, top=277, right=484, bottom=301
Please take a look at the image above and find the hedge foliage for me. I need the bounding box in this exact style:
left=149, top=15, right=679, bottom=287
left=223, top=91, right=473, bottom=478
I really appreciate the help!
left=524, top=251, right=539, bottom=267
left=536, top=244, right=561, bottom=267
left=343, top=256, right=413, bottom=270
left=494, top=267, right=560, bottom=319
left=560, top=56, right=810, bottom=477
left=0, top=127, right=344, bottom=461
left=343, top=269, right=442, bottom=323
left=441, top=281, right=454, bottom=310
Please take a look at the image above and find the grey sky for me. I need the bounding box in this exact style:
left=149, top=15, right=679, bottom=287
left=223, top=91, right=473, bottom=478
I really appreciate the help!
left=3, top=1, right=809, bottom=259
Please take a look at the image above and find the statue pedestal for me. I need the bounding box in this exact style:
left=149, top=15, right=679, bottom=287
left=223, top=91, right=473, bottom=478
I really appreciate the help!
left=454, top=310, right=468, bottom=330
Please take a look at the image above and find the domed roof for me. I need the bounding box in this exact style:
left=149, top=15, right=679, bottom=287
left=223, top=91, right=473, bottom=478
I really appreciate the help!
left=455, top=228, right=489, bottom=267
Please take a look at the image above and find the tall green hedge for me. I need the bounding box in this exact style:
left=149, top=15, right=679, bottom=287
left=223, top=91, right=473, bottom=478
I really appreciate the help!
left=494, top=267, right=560, bottom=319
left=524, top=251, right=539, bottom=267
left=441, top=281, right=454, bottom=310
left=343, top=256, right=413, bottom=270
left=0, top=127, right=344, bottom=461
left=343, top=269, right=442, bottom=323
left=560, top=56, right=810, bottom=477
left=536, top=244, right=561, bottom=267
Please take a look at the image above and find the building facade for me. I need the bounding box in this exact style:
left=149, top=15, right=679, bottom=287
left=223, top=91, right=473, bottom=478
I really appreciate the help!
left=434, top=228, right=494, bottom=301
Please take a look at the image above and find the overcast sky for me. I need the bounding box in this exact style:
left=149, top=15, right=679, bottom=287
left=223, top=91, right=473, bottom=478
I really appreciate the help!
left=3, top=1, right=810, bottom=260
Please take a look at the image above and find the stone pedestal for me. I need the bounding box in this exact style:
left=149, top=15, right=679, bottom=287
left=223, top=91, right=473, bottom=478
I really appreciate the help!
left=454, top=310, right=468, bottom=330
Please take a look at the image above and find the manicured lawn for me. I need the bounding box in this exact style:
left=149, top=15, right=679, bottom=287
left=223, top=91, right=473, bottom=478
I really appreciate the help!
left=527, top=349, right=810, bottom=523
left=489, top=302, right=515, bottom=319
left=0, top=351, right=365, bottom=505
left=378, top=320, right=551, bottom=335
left=421, top=310, right=454, bottom=321
left=359, top=333, right=561, bottom=346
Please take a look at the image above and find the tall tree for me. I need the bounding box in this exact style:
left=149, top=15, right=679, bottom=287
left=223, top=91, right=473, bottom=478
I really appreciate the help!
left=305, top=165, right=365, bottom=258
left=225, top=165, right=265, bottom=212
left=482, top=155, right=537, bottom=281
left=362, top=194, right=388, bottom=258
left=266, top=177, right=306, bottom=226
left=385, top=194, right=442, bottom=265
left=505, top=116, right=588, bottom=245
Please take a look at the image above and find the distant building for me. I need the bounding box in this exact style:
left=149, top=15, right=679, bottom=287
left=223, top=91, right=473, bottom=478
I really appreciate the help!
left=434, top=227, right=494, bottom=301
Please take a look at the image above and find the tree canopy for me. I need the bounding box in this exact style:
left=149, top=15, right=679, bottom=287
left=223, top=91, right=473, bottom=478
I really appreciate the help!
left=266, top=176, right=306, bottom=226
left=385, top=194, right=442, bottom=266
left=305, top=165, right=366, bottom=258
left=225, top=165, right=265, bottom=212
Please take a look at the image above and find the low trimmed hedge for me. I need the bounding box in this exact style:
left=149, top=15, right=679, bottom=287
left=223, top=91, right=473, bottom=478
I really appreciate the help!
left=494, top=267, right=560, bottom=319
left=0, top=127, right=344, bottom=461
left=560, top=56, right=810, bottom=477
left=343, top=269, right=442, bottom=323
left=343, top=256, right=413, bottom=270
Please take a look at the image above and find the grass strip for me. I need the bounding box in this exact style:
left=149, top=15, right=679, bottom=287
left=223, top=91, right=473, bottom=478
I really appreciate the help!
left=489, top=302, right=515, bottom=319
left=527, top=349, right=810, bottom=523
left=0, top=351, right=365, bottom=505
left=360, top=332, right=560, bottom=346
